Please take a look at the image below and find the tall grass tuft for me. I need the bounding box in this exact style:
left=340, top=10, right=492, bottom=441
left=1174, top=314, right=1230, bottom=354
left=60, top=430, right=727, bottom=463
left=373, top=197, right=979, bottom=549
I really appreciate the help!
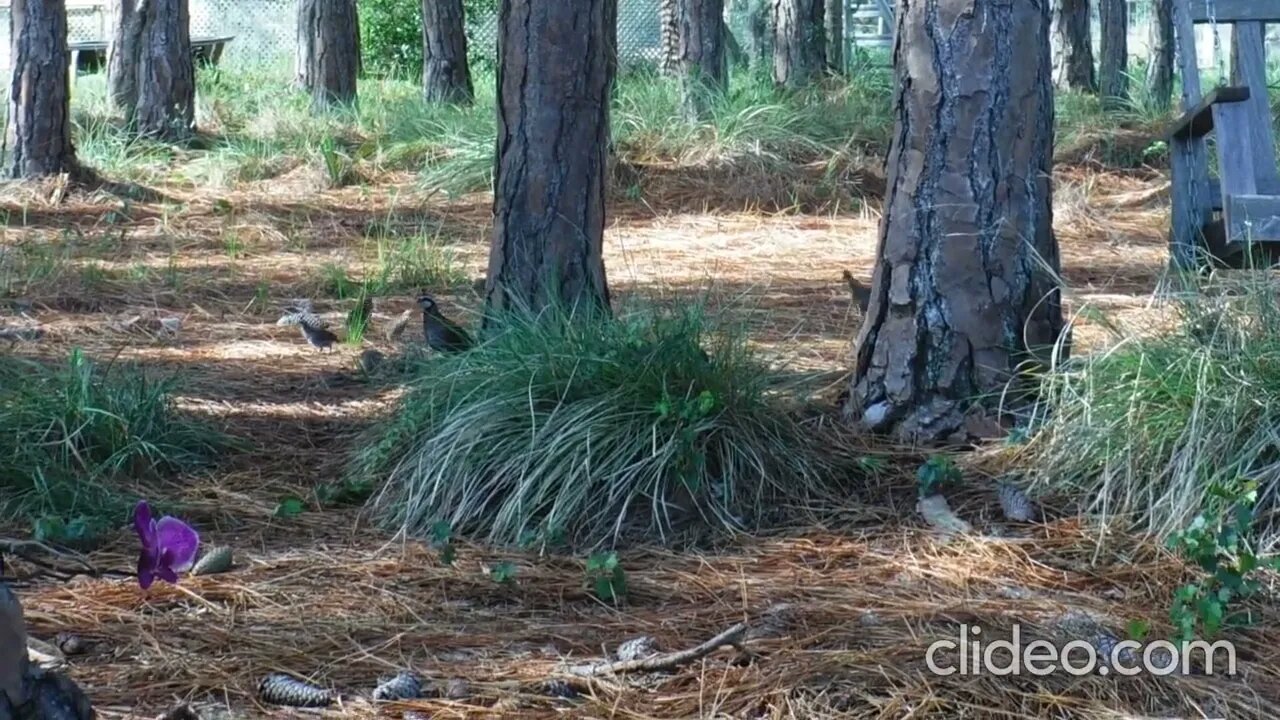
left=1021, top=273, right=1280, bottom=551
left=352, top=301, right=834, bottom=548
left=0, top=349, right=226, bottom=523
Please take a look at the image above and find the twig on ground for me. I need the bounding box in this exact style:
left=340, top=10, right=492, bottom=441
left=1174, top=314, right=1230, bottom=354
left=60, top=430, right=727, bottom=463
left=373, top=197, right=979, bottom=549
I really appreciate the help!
left=0, top=539, right=99, bottom=579
left=565, top=609, right=772, bottom=677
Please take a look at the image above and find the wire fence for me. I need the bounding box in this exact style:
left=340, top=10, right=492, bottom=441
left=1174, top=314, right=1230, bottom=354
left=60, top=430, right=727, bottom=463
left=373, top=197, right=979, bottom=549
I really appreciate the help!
left=0, top=0, right=1276, bottom=78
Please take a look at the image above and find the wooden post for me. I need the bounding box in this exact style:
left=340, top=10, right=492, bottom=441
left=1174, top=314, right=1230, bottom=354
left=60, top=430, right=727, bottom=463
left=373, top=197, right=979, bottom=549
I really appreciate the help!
left=1168, top=0, right=1212, bottom=272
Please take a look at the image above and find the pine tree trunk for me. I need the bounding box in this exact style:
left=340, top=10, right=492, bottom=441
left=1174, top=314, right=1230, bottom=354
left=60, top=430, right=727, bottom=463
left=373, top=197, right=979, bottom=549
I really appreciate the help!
left=844, top=0, right=1063, bottom=445
left=824, top=0, right=842, bottom=73
left=1147, top=0, right=1173, bottom=111
left=297, top=0, right=359, bottom=110
left=1098, top=0, right=1127, bottom=108
left=108, top=0, right=195, bottom=139
left=6, top=0, right=78, bottom=178
left=745, top=0, right=773, bottom=74
left=421, top=0, right=472, bottom=104
left=676, top=0, right=727, bottom=119
left=485, top=0, right=611, bottom=319
left=660, top=0, right=679, bottom=74
left=772, top=0, right=824, bottom=89
left=1054, top=0, right=1095, bottom=92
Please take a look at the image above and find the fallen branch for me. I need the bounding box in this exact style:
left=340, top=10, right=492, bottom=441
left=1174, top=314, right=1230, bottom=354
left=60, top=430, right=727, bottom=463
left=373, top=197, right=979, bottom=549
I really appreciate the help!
left=0, top=539, right=99, bottom=579
left=566, top=618, right=753, bottom=677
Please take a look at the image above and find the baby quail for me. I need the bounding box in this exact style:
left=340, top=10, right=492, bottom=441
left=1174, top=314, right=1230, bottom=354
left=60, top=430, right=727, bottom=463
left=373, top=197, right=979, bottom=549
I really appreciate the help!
left=385, top=308, right=413, bottom=343
left=279, top=309, right=338, bottom=352
left=842, top=270, right=871, bottom=313
left=417, top=294, right=473, bottom=352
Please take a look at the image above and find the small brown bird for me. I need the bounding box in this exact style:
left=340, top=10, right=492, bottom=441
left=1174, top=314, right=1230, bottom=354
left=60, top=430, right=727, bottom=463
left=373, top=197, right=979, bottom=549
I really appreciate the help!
left=842, top=270, right=871, bottom=313
left=418, top=294, right=473, bottom=352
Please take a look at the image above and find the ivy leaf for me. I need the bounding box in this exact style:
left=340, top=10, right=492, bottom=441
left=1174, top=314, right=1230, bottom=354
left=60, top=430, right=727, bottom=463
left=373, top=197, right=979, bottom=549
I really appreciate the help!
left=274, top=496, right=306, bottom=517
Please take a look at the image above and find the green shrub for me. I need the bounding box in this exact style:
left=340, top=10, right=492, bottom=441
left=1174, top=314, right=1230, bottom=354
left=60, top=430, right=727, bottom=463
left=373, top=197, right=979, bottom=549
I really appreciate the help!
left=0, top=349, right=226, bottom=524
left=352, top=301, right=834, bottom=548
left=1020, top=273, right=1280, bottom=551
left=359, top=0, right=423, bottom=78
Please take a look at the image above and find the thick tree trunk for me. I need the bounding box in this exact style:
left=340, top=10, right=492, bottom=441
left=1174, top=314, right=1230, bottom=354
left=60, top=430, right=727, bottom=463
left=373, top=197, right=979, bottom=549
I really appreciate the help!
left=844, top=0, right=1063, bottom=445
left=485, top=0, right=611, bottom=319
left=1098, top=0, right=1127, bottom=108
left=1054, top=0, right=1095, bottom=92
left=422, top=0, right=472, bottom=104
left=1147, top=0, right=1173, bottom=111
left=107, top=0, right=195, bottom=139
left=7, top=0, right=77, bottom=178
left=676, top=0, right=727, bottom=119
left=824, top=0, right=842, bottom=73
left=772, top=0, right=824, bottom=89
left=297, top=0, right=359, bottom=110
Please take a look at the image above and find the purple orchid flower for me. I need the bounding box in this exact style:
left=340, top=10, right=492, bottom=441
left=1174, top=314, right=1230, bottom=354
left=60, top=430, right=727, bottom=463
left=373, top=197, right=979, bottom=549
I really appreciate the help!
left=133, top=500, right=199, bottom=590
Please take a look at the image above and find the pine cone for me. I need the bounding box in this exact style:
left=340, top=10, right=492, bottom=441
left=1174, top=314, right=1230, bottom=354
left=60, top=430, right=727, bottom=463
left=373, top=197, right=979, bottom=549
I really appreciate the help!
left=257, top=673, right=334, bottom=707
left=191, top=547, right=233, bottom=577
left=371, top=671, right=422, bottom=701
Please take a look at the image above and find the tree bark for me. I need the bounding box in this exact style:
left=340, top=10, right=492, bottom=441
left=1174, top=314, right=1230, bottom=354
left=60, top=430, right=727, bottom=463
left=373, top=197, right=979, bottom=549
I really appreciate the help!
left=1098, top=0, right=1127, bottom=108
left=421, top=0, right=473, bottom=104
left=744, top=0, right=773, bottom=75
left=1146, top=0, right=1173, bottom=111
left=1053, top=0, right=1095, bottom=92
left=297, top=0, right=359, bottom=110
left=485, top=0, right=611, bottom=319
left=772, top=0, right=824, bottom=89
left=676, top=0, right=727, bottom=119
left=844, top=0, right=1063, bottom=445
left=660, top=0, right=679, bottom=74
left=1, top=581, right=95, bottom=720
left=107, top=0, right=195, bottom=139
left=824, top=0, right=842, bottom=73
left=6, top=0, right=78, bottom=179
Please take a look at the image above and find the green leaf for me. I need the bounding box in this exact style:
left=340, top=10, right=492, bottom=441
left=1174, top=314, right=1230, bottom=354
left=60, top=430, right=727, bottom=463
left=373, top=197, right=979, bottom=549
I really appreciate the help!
left=1126, top=618, right=1151, bottom=641
left=439, top=543, right=456, bottom=566
left=32, top=516, right=65, bottom=543
left=274, top=496, right=306, bottom=517
left=430, top=520, right=452, bottom=544
left=489, top=561, right=516, bottom=584
left=594, top=576, right=616, bottom=601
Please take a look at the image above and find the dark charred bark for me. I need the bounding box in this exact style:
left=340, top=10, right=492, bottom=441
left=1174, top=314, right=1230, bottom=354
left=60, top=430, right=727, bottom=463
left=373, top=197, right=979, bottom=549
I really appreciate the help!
left=824, top=0, right=842, bottom=73
left=1098, top=0, right=1127, bottom=108
left=107, top=0, right=195, bottom=139
left=6, top=0, right=78, bottom=178
left=844, top=0, right=1063, bottom=445
left=1054, top=0, right=1095, bottom=92
left=676, top=0, right=727, bottom=119
left=297, top=0, right=359, bottom=110
left=772, top=0, right=824, bottom=89
left=422, top=0, right=472, bottom=104
left=485, top=0, right=611, bottom=319
left=1147, top=0, right=1173, bottom=111
left=2, top=580, right=94, bottom=720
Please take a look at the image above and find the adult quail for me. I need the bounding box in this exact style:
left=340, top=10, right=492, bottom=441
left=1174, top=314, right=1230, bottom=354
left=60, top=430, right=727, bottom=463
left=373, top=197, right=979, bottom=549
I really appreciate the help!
left=417, top=294, right=473, bottom=352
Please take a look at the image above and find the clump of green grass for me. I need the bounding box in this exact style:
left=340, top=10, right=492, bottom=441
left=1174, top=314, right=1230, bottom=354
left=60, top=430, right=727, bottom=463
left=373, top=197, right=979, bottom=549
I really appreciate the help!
left=1021, top=273, right=1280, bottom=551
left=371, top=224, right=467, bottom=290
left=352, top=301, right=834, bottom=548
left=0, top=349, right=226, bottom=524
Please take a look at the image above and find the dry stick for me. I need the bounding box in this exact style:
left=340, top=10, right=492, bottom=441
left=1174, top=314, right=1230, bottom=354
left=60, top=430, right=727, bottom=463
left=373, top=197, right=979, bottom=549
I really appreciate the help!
left=0, top=538, right=99, bottom=579
left=565, top=620, right=751, bottom=677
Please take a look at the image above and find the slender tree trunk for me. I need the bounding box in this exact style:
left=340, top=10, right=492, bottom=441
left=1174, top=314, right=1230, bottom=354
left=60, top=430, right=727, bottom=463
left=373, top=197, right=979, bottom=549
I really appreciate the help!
left=107, top=0, right=195, bottom=139
left=676, top=0, right=727, bottom=119
left=297, top=0, right=359, bottom=110
left=2, top=581, right=95, bottom=719
left=772, top=0, right=824, bottom=89
left=824, top=0, right=842, bottom=74
left=1054, top=0, right=1095, bottom=92
left=1098, top=0, right=1127, bottom=108
left=660, top=0, right=679, bottom=74
left=1147, top=0, right=1173, bottom=111
left=485, top=0, right=611, bottom=319
left=745, top=0, right=773, bottom=75
left=422, top=0, right=472, bottom=104
left=7, top=0, right=78, bottom=178
left=844, top=0, right=1063, bottom=445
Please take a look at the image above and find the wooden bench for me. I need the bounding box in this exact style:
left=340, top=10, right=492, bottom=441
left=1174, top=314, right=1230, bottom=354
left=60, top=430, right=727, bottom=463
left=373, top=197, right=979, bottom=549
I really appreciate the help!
left=1168, top=0, right=1280, bottom=271
left=69, top=35, right=234, bottom=75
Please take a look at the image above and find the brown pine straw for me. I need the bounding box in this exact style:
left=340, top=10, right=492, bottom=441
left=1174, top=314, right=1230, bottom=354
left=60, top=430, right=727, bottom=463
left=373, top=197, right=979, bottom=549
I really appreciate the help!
left=0, top=165, right=1270, bottom=717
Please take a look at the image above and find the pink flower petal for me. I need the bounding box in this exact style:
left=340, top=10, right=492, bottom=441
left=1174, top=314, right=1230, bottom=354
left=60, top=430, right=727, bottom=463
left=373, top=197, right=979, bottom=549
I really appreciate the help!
left=155, top=516, right=200, bottom=573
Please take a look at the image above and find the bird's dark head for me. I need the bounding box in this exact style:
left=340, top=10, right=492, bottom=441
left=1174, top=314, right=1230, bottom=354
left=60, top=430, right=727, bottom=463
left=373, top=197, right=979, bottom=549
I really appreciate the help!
left=416, top=294, right=438, bottom=313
